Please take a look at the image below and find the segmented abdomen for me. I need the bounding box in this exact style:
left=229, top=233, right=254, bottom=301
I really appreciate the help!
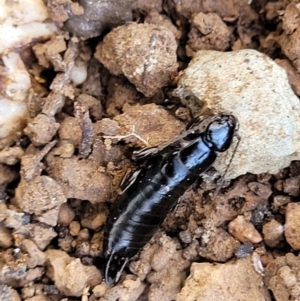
left=103, top=135, right=216, bottom=259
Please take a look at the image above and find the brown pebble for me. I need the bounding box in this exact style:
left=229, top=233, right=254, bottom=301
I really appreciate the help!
left=248, top=182, right=272, bottom=199
left=58, top=234, right=74, bottom=253
left=21, top=286, right=35, bottom=299
left=283, top=176, right=300, bottom=196
left=272, top=195, right=292, bottom=210
left=45, top=250, right=102, bottom=297
left=92, top=283, right=107, bottom=298
left=228, top=215, right=262, bottom=243
left=81, top=203, right=108, bottom=230
left=285, top=202, right=300, bottom=250
left=58, top=203, right=75, bottom=226
left=199, top=228, right=239, bottom=262
left=0, top=226, right=13, bottom=248
left=21, top=239, right=46, bottom=268
left=25, top=267, right=44, bottom=282
left=29, top=223, right=57, bottom=250
left=262, top=219, right=284, bottom=248
left=78, top=228, right=90, bottom=241
left=69, top=221, right=81, bottom=236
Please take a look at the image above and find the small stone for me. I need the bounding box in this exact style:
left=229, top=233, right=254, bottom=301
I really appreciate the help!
left=24, top=114, right=60, bottom=146
left=228, top=215, right=262, bottom=243
left=65, top=0, right=134, bottom=39
left=69, top=221, right=81, bottom=236
left=45, top=250, right=102, bottom=297
left=235, top=242, right=254, bottom=258
left=15, top=176, right=67, bottom=226
left=0, top=226, right=13, bottom=248
left=0, top=164, right=18, bottom=186
left=277, top=266, right=297, bottom=288
left=0, top=146, right=24, bottom=165
left=266, top=252, right=300, bottom=300
left=58, top=117, right=81, bottom=146
left=186, top=12, right=231, bottom=56
left=52, top=141, right=75, bottom=158
left=263, top=219, right=284, bottom=248
left=81, top=203, right=108, bottom=231
left=21, top=239, right=46, bottom=268
left=248, top=182, right=273, bottom=199
left=99, top=275, right=145, bottom=301
left=94, top=118, right=120, bottom=136
left=285, top=202, right=300, bottom=250
left=58, top=203, right=75, bottom=226
left=179, top=230, right=192, bottom=244
left=283, top=176, right=300, bottom=196
left=273, top=195, right=291, bottom=210
left=29, top=223, right=57, bottom=250
left=92, top=283, right=107, bottom=298
left=58, top=234, right=73, bottom=253
left=25, top=268, right=44, bottom=282
left=199, top=228, right=239, bottom=262
left=78, top=228, right=90, bottom=241
left=21, top=287, right=35, bottom=299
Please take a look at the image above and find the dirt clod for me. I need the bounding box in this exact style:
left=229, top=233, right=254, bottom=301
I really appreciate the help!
left=21, top=239, right=46, bottom=268
left=113, top=103, right=185, bottom=147
left=186, top=12, right=231, bottom=56
left=15, top=176, right=66, bottom=226
left=265, top=253, right=300, bottom=301
left=45, top=249, right=102, bottom=297
left=46, top=156, right=112, bottom=204
left=177, top=258, right=270, bottom=301
left=95, top=23, right=178, bottom=97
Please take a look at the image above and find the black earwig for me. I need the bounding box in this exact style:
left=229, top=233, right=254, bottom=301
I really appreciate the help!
left=103, top=114, right=237, bottom=286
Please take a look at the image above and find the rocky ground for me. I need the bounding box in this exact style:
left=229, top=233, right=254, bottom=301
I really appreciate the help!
left=1, top=0, right=300, bottom=300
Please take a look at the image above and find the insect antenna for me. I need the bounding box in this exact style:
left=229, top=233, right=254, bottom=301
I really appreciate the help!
left=213, top=131, right=241, bottom=198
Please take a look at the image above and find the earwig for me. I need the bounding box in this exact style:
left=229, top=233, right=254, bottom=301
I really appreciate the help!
left=103, top=114, right=237, bottom=286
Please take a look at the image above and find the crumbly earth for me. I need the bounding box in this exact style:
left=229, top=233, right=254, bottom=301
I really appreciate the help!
left=1, top=1, right=300, bottom=301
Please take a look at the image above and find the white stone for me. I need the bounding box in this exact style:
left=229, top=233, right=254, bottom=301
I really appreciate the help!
left=176, top=49, right=300, bottom=179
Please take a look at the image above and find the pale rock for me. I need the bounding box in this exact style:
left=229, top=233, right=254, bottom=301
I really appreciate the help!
left=45, top=249, right=102, bottom=297
left=21, top=239, right=46, bottom=268
left=177, top=258, right=270, bottom=301
left=176, top=49, right=300, bottom=179
left=228, top=215, right=262, bottom=244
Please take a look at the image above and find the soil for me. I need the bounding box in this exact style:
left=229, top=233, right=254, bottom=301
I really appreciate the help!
left=1, top=0, right=300, bottom=301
